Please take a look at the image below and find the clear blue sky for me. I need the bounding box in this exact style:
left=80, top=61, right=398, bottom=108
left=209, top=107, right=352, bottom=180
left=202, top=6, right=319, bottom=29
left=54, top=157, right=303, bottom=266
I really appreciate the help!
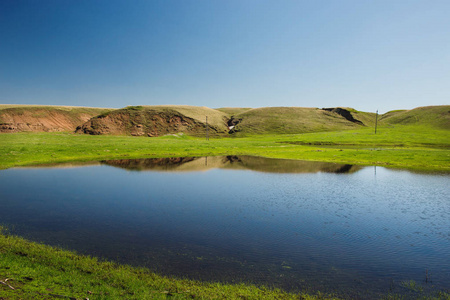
left=1, top=0, right=449, bottom=113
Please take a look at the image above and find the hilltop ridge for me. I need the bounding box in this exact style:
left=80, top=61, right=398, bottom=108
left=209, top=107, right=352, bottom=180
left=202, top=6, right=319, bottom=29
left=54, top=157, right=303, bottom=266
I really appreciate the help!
left=1, top=104, right=448, bottom=136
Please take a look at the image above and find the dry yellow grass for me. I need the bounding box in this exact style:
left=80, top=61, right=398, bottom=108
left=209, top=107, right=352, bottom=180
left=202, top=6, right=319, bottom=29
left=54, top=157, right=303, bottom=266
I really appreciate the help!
left=144, top=105, right=230, bottom=131
left=216, top=107, right=253, bottom=115
left=0, top=104, right=114, bottom=111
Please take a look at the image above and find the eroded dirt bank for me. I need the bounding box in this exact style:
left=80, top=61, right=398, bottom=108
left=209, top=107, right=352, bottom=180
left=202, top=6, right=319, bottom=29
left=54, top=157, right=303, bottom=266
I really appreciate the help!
left=0, top=106, right=112, bottom=133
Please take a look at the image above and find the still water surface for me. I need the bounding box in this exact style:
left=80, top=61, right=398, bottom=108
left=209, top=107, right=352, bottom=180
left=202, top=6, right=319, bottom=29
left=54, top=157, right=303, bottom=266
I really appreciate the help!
left=1, top=156, right=449, bottom=298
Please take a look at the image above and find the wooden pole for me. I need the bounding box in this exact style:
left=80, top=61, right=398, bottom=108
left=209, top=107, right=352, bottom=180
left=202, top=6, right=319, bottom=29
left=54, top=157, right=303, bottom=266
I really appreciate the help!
left=206, top=116, right=209, bottom=141
left=375, top=110, right=378, bottom=134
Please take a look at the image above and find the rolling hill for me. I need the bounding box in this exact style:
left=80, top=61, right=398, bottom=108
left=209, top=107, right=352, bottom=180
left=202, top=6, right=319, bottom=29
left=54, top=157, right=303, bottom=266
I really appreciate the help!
left=1, top=104, right=448, bottom=136
left=220, top=106, right=375, bottom=135
left=75, top=105, right=230, bottom=136
left=380, top=105, right=450, bottom=129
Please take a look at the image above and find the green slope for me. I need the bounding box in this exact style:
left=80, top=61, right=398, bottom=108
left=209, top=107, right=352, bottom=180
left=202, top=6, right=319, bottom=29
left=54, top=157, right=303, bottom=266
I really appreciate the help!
left=379, top=105, right=450, bottom=129
left=229, top=107, right=367, bottom=135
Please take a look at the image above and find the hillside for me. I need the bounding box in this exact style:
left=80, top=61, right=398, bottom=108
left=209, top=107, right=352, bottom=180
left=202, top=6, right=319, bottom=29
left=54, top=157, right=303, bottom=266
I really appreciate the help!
left=149, top=105, right=230, bottom=131
left=75, top=105, right=229, bottom=137
left=225, top=107, right=372, bottom=135
left=1, top=104, right=448, bottom=136
left=76, top=106, right=373, bottom=137
left=216, top=107, right=253, bottom=115
left=0, top=105, right=112, bottom=133
left=379, top=105, right=450, bottom=129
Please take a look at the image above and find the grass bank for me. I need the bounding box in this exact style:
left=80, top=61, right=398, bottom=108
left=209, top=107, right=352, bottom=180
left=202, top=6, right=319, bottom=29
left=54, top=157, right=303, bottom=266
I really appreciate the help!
left=0, top=229, right=336, bottom=300
left=0, top=125, right=449, bottom=171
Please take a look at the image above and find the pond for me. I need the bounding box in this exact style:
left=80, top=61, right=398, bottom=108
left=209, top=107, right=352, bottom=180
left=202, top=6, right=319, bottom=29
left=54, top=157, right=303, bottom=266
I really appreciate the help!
left=1, top=156, right=449, bottom=299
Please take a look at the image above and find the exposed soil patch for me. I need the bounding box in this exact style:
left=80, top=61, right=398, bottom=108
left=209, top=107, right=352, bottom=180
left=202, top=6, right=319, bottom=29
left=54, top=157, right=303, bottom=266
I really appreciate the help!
left=0, top=107, right=108, bottom=133
left=322, top=108, right=364, bottom=125
left=227, top=116, right=242, bottom=133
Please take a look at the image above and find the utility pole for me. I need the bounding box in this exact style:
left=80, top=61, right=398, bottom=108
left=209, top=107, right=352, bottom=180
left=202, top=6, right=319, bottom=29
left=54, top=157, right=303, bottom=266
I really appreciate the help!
left=206, top=116, right=209, bottom=141
left=374, top=110, right=378, bottom=134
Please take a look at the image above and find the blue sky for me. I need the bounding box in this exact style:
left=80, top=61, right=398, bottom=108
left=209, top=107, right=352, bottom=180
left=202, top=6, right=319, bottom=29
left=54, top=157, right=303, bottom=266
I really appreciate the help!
left=1, top=0, right=449, bottom=113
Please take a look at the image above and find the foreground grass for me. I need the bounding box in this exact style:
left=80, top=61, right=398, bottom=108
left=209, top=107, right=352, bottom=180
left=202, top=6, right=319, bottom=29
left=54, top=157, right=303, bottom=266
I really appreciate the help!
left=0, top=125, right=449, bottom=171
left=0, top=230, right=335, bottom=300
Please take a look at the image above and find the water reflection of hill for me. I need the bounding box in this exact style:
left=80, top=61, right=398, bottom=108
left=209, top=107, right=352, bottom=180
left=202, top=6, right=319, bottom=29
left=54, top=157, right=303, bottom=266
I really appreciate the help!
left=102, top=156, right=362, bottom=174
left=15, top=161, right=101, bottom=169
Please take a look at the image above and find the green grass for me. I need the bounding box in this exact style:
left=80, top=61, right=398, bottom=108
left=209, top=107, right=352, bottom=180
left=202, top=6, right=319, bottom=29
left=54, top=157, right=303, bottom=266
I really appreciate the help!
left=277, top=125, right=449, bottom=148
left=0, top=229, right=338, bottom=299
left=0, top=123, right=449, bottom=171
left=400, top=280, right=424, bottom=293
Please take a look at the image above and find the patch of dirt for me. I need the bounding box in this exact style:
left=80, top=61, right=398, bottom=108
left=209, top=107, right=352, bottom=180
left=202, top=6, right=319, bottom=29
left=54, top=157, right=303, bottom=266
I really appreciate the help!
left=322, top=107, right=364, bottom=125
left=227, top=116, right=242, bottom=133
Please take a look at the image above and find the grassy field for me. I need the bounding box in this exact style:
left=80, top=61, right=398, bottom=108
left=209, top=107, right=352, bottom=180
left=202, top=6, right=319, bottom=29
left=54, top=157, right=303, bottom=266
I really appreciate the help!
left=0, top=124, right=449, bottom=171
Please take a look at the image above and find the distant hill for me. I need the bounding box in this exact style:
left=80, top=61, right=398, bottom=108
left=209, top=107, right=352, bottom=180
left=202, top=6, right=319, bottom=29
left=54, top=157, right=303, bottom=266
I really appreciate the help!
left=0, top=105, right=112, bottom=133
left=1, top=104, right=448, bottom=136
left=75, top=105, right=375, bottom=136
left=379, top=106, right=450, bottom=129
left=220, top=107, right=374, bottom=135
